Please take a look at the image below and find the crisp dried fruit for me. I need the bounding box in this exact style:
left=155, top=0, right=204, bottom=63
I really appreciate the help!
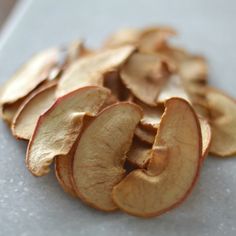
left=55, top=150, right=77, bottom=197
left=158, top=75, right=190, bottom=103
left=206, top=88, right=236, bottom=157
left=120, top=52, right=172, bottom=106
left=11, top=83, right=57, bottom=140
left=72, top=103, right=142, bottom=211
left=57, top=45, right=135, bottom=97
left=112, top=98, right=202, bottom=217
left=26, top=86, right=110, bottom=176
left=0, top=48, right=60, bottom=106
left=105, top=26, right=176, bottom=52
left=199, top=117, right=212, bottom=160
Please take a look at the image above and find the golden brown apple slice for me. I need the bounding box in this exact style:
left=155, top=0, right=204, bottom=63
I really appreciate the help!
left=11, top=83, right=57, bottom=140
left=26, top=86, right=110, bottom=176
left=55, top=150, right=77, bottom=197
left=56, top=45, right=135, bottom=97
left=206, top=87, right=236, bottom=157
left=120, top=52, right=172, bottom=106
left=0, top=48, right=60, bottom=107
left=72, top=103, right=142, bottom=211
left=112, top=98, right=202, bottom=217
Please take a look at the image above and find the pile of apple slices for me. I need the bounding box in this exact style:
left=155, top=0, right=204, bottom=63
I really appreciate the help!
left=1, top=26, right=236, bottom=218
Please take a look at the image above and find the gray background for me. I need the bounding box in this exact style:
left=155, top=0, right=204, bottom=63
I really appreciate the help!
left=0, top=0, right=236, bottom=235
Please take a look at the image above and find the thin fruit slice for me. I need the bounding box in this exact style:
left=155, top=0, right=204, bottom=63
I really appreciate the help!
left=206, top=87, right=236, bottom=157
left=158, top=75, right=190, bottom=103
left=57, top=45, right=135, bottom=97
left=199, top=117, right=212, bottom=160
left=0, top=48, right=60, bottom=106
left=26, top=86, right=110, bottom=176
left=11, top=83, right=57, bottom=140
left=55, top=150, right=77, bottom=197
left=112, top=98, right=202, bottom=217
left=72, top=103, right=142, bottom=211
left=120, top=52, right=171, bottom=106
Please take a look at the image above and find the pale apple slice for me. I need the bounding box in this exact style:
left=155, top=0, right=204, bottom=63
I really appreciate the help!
left=56, top=45, right=135, bottom=97
left=0, top=48, right=60, bottom=107
left=158, top=75, right=190, bottom=103
left=112, top=98, right=202, bottom=217
left=11, top=83, right=57, bottom=140
left=72, top=103, right=142, bottom=211
left=120, top=52, right=172, bottom=106
left=135, top=125, right=156, bottom=144
left=26, top=86, right=110, bottom=176
left=206, top=87, right=236, bottom=157
left=55, top=150, right=77, bottom=197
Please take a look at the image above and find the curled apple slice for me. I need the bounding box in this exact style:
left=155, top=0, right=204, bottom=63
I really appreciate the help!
left=112, top=98, right=202, bottom=217
left=57, top=45, right=135, bottom=97
left=26, top=86, right=110, bottom=176
left=12, top=83, right=57, bottom=140
left=120, top=52, right=172, bottom=106
left=72, top=103, right=142, bottom=211
left=55, top=150, right=76, bottom=197
left=0, top=48, right=60, bottom=107
left=206, top=88, right=236, bottom=157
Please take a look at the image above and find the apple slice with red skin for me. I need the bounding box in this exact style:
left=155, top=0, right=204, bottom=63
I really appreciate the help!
left=11, top=82, right=57, bottom=140
left=56, top=45, right=135, bottom=97
left=112, top=98, right=202, bottom=217
left=71, top=102, right=142, bottom=211
left=26, top=86, right=110, bottom=176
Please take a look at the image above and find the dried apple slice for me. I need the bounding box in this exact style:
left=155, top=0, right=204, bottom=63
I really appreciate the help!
left=72, top=103, right=142, bottom=211
left=55, top=150, right=76, bottom=197
left=120, top=52, right=172, bottom=106
left=158, top=75, right=190, bottom=103
left=0, top=48, right=60, bottom=107
left=199, top=117, right=212, bottom=160
left=112, top=98, right=202, bottom=217
left=11, top=83, right=57, bottom=140
left=26, top=86, right=110, bottom=176
left=206, top=87, right=236, bottom=157
left=57, top=45, right=135, bottom=97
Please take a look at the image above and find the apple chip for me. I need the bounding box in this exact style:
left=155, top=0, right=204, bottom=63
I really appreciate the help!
left=72, top=103, right=142, bottom=211
left=26, top=86, right=110, bottom=176
left=55, top=151, right=76, bottom=197
left=206, top=88, right=236, bottom=157
left=120, top=52, right=172, bottom=106
left=11, top=83, right=57, bottom=140
left=56, top=45, right=135, bottom=97
left=112, top=98, right=202, bottom=217
left=0, top=48, right=60, bottom=107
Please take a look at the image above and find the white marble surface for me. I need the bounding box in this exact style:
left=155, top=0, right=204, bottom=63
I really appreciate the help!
left=0, top=0, right=236, bottom=235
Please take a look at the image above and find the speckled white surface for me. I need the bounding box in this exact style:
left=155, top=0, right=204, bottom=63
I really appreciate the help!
left=0, top=0, right=236, bottom=235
